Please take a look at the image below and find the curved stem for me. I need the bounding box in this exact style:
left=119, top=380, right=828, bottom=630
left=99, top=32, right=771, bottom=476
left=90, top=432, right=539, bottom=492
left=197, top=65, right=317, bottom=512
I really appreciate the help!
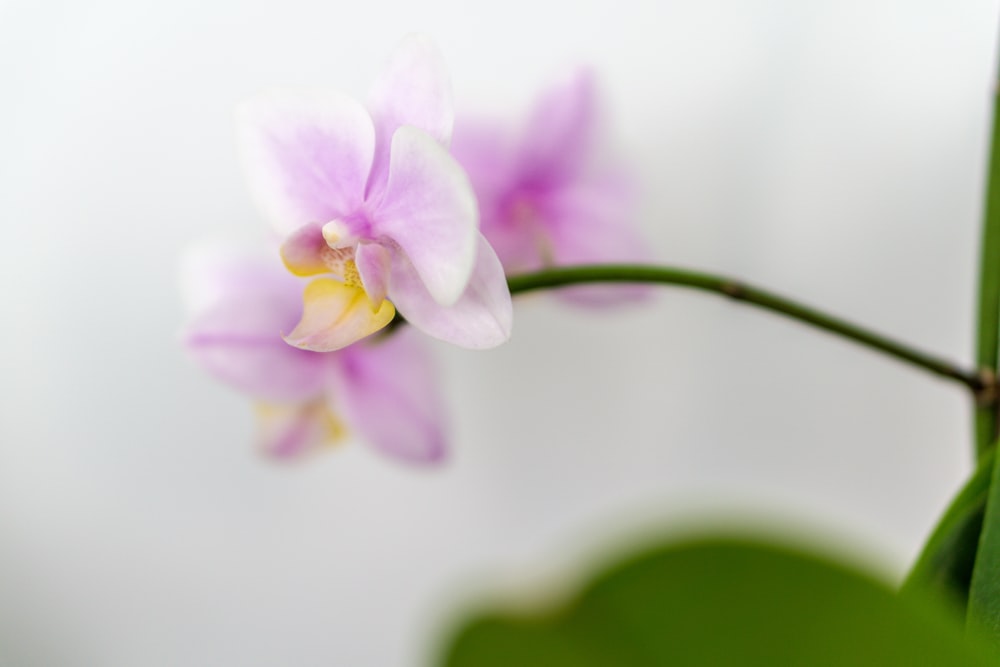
left=506, top=264, right=984, bottom=393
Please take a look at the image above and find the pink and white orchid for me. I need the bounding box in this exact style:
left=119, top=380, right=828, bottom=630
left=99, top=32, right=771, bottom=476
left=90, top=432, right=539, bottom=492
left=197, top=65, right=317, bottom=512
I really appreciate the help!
left=181, top=245, right=447, bottom=463
left=238, top=35, right=512, bottom=352
left=451, top=69, right=648, bottom=287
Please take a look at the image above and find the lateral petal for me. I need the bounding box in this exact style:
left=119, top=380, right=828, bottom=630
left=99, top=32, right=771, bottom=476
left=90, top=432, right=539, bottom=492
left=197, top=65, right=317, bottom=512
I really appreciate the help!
left=387, top=233, right=512, bottom=349
left=330, top=330, right=447, bottom=464
left=375, top=126, right=478, bottom=306
left=284, top=278, right=395, bottom=352
left=180, top=245, right=326, bottom=402
left=237, top=90, right=375, bottom=234
left=516, top=68, right=598, bottom=186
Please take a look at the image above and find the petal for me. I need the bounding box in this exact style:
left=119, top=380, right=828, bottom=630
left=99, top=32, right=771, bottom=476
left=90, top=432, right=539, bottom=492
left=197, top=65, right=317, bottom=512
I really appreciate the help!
left=450, top=120, right=518, bottom=203
left=179, top=243, right=288, bottom=314
left=374, top=125, right=478, bottom=306
left=516, top=68, right=598, bottom=186
left=255, top=401, right=346, bottom=460
left=355, top=242, right=392, bottom=306
left=284, top=278, right=396, bottom=352
left=180, top=245, right=326, bottom=402
left=366, top=34, right=453, bottom=195
left=237, top=91, right=375, bottom=234
left=449, top=123, right=545, bottom=272
left=544, top=174, right=647, bottom=265
left=541, top=177, right=653, bottom=306
left=388, top=233, right=512, bottom=349
left=330, top=329, right=446, bottom=464
left=279, top=222, right=329, bottom=276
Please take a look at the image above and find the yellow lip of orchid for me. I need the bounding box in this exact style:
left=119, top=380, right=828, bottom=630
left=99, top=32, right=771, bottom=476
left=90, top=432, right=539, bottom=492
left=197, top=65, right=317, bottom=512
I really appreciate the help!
left=282, top=277, right=395, bottom=352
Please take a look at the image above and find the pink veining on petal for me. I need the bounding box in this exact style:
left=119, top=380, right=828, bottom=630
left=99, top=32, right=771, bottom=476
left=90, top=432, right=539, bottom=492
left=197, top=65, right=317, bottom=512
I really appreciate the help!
left=237, top=91, right=376, bottom=234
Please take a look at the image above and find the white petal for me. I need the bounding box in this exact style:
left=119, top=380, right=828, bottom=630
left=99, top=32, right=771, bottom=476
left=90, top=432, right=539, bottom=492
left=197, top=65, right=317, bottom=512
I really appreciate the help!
left=374, top=126, right=478, bottom=306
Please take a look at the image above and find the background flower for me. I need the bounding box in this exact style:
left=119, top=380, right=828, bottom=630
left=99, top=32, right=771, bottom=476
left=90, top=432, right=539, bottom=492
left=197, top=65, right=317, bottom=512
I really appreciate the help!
left=451, top=69, right=649, bottom=287
left=180, top=244, right=447, bottom=463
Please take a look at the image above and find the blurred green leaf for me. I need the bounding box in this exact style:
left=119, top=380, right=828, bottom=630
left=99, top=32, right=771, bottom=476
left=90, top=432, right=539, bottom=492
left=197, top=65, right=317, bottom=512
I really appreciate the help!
left=902, top=447, right=993, bottom=612
left=439, top=538, right=996, bottom=666
left=968, top=443, right=1000, bottom=644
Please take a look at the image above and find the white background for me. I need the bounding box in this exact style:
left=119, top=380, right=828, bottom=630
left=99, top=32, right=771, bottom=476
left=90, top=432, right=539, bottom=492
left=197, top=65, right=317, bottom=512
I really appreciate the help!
left=2, top=0, right=998, bottom=664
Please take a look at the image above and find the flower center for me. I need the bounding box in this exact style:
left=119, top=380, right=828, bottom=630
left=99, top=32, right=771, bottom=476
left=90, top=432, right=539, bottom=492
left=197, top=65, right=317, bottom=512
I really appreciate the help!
left=319, top=220, right=363, bottom=288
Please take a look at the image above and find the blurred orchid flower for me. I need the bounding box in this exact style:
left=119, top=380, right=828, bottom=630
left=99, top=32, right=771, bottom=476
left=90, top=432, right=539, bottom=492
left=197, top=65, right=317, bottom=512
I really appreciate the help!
left=181, top=245, right=447, bottom=464
left=451, top=69, right=648, bottom=302
left=237, top=35, right=512, bottom=352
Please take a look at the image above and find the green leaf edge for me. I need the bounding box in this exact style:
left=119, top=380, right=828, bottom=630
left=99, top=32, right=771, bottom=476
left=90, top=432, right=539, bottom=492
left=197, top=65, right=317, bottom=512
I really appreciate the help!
left=439, top=536, right=998, bottom=666
left=902, top=446, right=995, bottom=611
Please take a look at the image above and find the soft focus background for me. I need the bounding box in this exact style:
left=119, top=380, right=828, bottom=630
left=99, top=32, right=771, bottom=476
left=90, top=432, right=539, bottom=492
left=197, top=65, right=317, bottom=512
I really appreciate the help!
left=2, top=1, right=998, bottom=664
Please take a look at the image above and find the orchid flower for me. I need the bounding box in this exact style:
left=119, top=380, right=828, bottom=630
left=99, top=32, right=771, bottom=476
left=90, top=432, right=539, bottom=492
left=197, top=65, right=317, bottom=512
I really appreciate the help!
left=451, top=69, right=648, bottom=301
left=237, top=35, right=512, bottom=352
left=180, top=245, right=446, bottom=463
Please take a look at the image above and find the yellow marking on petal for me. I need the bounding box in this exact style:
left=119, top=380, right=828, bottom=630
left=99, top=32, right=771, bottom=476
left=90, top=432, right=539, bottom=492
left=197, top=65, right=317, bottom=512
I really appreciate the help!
left=342, top=259, right=362, bottom=289
left=320, top=406, right=348, bottom=445
left=317, top=245, right=356, bottom=279
left=254, top=400, right=349, bottom=459
left=284, top=278, right=396, bottom=352
left=281, top=244, right=332, bottom=277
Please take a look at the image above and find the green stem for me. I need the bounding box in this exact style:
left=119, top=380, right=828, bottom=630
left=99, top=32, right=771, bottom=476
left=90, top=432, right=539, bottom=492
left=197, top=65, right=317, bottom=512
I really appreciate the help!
left=506, top=264, right=983, bottom=393
left=974, top=80, right=1000, bottom=459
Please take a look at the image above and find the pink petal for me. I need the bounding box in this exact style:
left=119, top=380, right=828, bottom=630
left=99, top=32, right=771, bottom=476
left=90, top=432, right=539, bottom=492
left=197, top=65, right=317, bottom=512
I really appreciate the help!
left=516, top=68, right=598, bottom=186
left=388, top=233, right=512, bottom=349
left=542, top=177, right=653, bottom=306
left=255, top=401, right=346, bottom=460
left=180, top=246, right=326, bottom=402
left=365, top=34, right=453, bottom=197
left=237, top=91, right=375, bottom=234
left=374, top=125, right=478, bottom=306
left=544, top=174, right=647, bottom=265
left=355, top=242, right=392, bottom=306
left=179, top=243, right=287, bottom=314
left=279, top=221, right=359, bottom=282
left=449, top=121, right=535, bottom=272
left=279, top=222, right=329, bottom=276
left=330, top=329, right=446, bottom=464
left=283, top=279, right=396, bottom=352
